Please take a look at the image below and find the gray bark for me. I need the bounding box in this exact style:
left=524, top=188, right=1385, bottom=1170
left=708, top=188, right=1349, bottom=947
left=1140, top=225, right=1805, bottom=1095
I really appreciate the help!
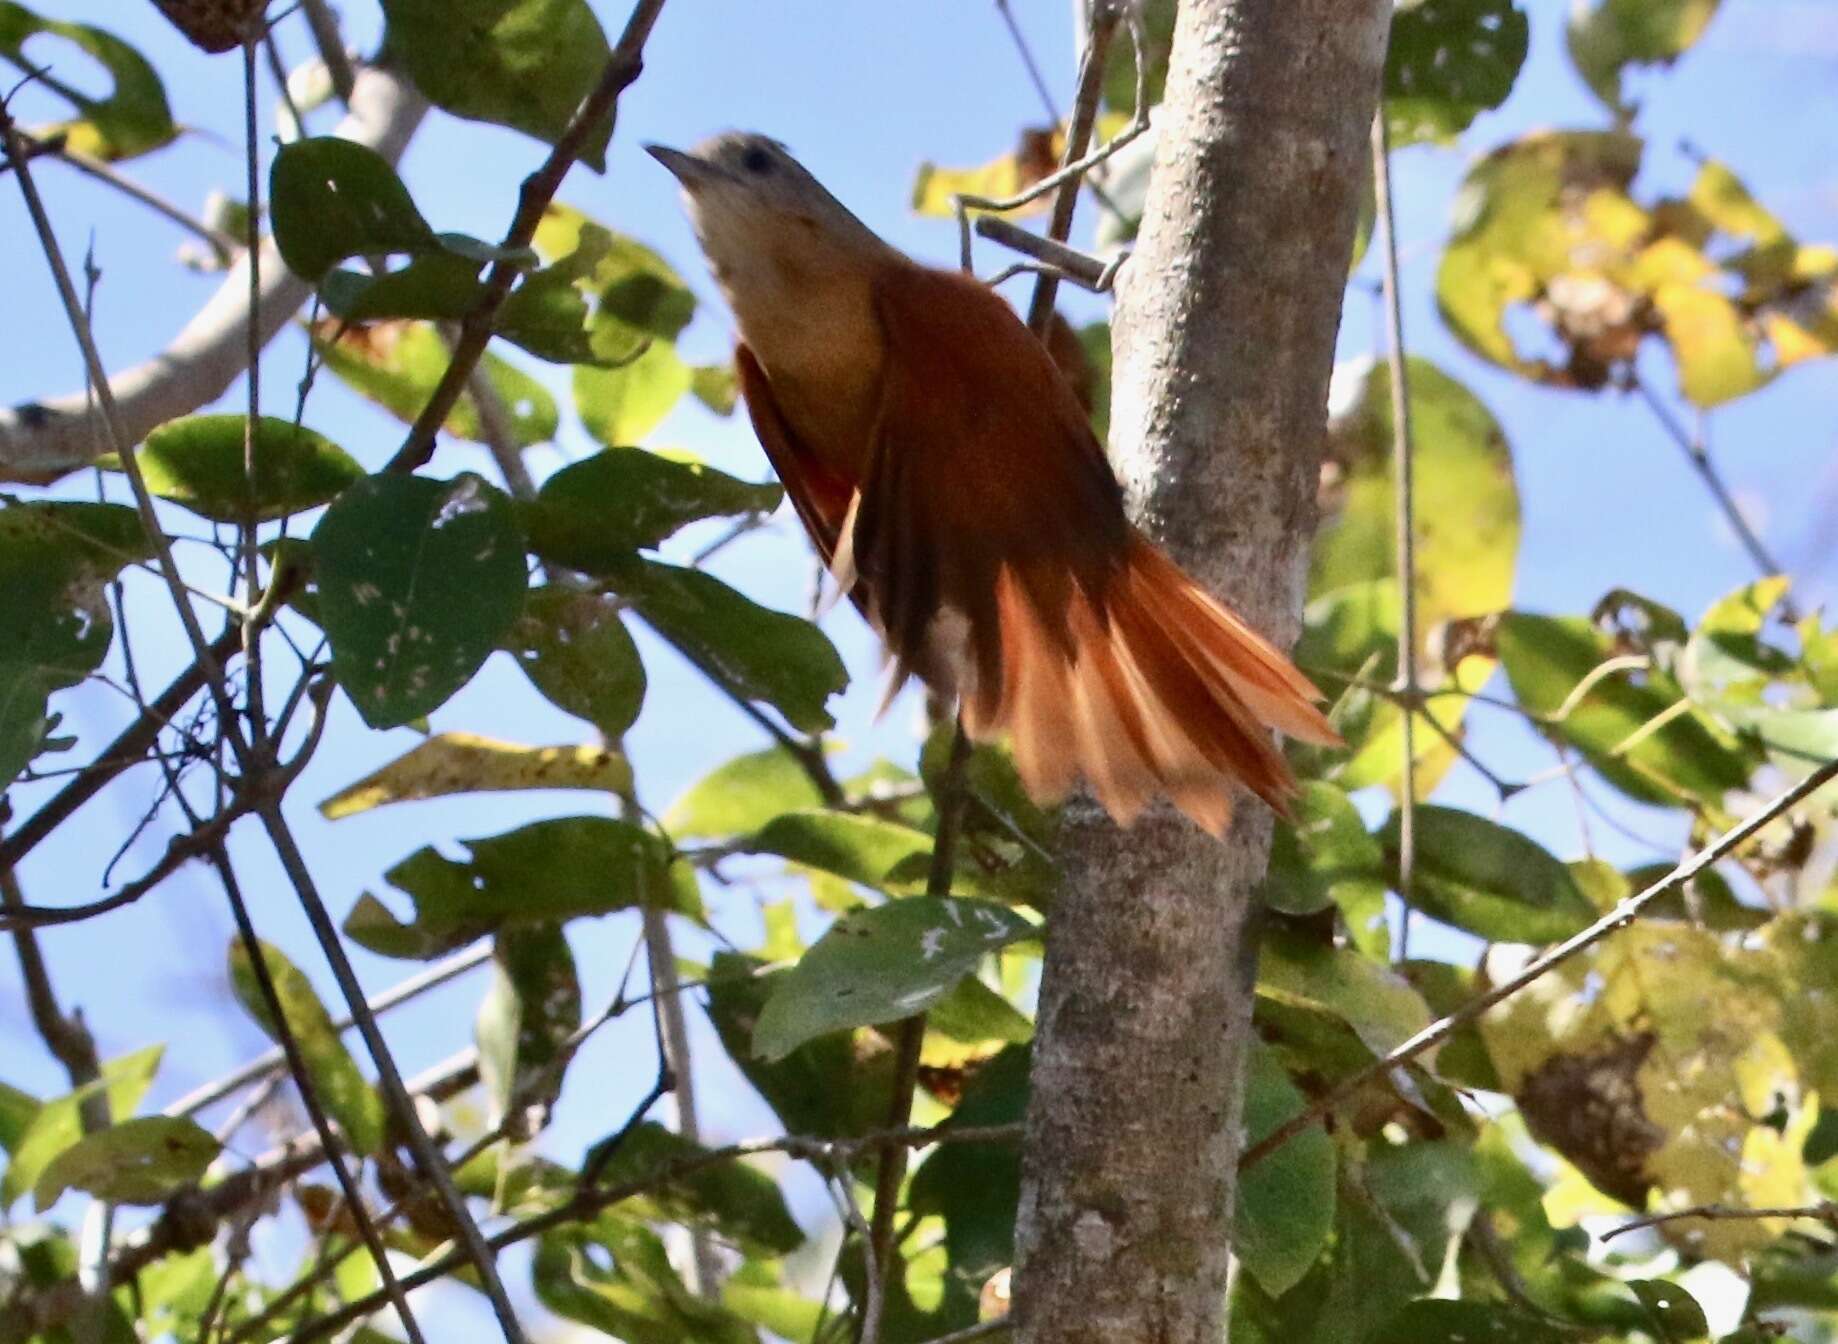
left=1010, top=3, right=1390, bottom=1342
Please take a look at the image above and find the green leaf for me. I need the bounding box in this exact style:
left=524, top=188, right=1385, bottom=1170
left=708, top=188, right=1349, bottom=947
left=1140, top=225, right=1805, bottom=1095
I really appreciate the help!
left=1235, top=1041, right=1336, bottom=1297
left=753, top=897, right=1036, bottom=1060
left=0, top=501, right=152, bottom=786
left=1380, top=804, right=1594, bottom=942
left=747, top=810, right=932, bottom=892
left=535, top=1216, right=757, bottom=1344
left=702, top=953, right=896, bottom=1138
left=1679, top=574, right=1794, bottom=707
left=0, top=1080, right=38, bottom=1153
left=476, top=926, right=581, bottom=1131
left=1369, top=1299, right=1571, bottom=1343
left=909, top=1045, right=1029, bottom=1329
left=622, top=560, right=846, bottom=733
left=1627, top=1279, right=1710, bottom=1341
left=1101, top=0, right=1175, bottom=113
left=507, top=587, right=647, bottom=738
left=316, top=321, right=558, bottom=447
left=33, top=1116, right=219, bottom=1210
left=116, top=415, right=364, bottom=524
left=1384, top=0, right=1528, bottom=146
left=1568, top=0, right=1722, bottom=115
left=346, top=817, right=682, bottom=959
left=579, top=1122, right=804, bottom=1257
left=317, top=733, right=632, bottom=818
left=1261, top=781, right=1390, bottom=957
left=1258, top=929, right=1434, bottom=1060
left=1, top=1045, right=162, bottom=1207
left=311, top=473, right=527, bottom=729
left=381, top=0, right=616, bottom=170
left=229, top=939, right=386, bottom=1155
left=0, top=5, right=175, bottom=159
left=271, top=137, right=439, bottom=281
left=927, top=976, right=1033, bottom=1048
left=1496, top=611, right=1753, bottom=806
left=691, top=363, right=739, bottom=416
left=524, top=447, right=782, bottom=573
left=512, top=204, right=697, bottom=362
left=665, top=748, right=827, bottom=840
left=320, top=252, right=488, bottom=323
left=722, top=1261, right=824, bottom=1344
left=575, top=343, right=692, bottom=446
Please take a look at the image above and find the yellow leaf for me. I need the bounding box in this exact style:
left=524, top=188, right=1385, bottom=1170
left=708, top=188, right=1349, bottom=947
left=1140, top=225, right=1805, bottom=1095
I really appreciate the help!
left=318, top=733, right=632, bottom=819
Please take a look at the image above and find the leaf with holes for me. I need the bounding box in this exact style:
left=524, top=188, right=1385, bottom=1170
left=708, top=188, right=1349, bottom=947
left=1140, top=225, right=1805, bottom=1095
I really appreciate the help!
left=1568, top=0, right=1722, bottom=115
left=346, top=817, right=689, bottom=960
left=524, top=448, right=781, bottom=574
left=0, top=501, right=153, bottom=787
left=229, top=940, right=385, bottom=1155
left=317, top=733, right=631, bottom=819
left=311, top=473, right=527, bottom=729
left=507, top=588, right=647, bottom=738
left=0, top=5, right=175, bottom=159
left=33, top=1117, right=219, bottom=1210
left=1384, top=0, right=1529, bottom=146
left=753, top=897, right=1036, bottom=1061
left=113, top=415, right=364, bottom=524
left=476, top=926, right=580, bottom=1132
left=380, top=0, right=615, bottom=170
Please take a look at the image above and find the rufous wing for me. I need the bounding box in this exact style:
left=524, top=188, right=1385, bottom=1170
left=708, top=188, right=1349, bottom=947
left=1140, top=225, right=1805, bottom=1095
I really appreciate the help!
left=734, top=343, right=858, bottom=580
left=850, top=263, right=1339, bottom=836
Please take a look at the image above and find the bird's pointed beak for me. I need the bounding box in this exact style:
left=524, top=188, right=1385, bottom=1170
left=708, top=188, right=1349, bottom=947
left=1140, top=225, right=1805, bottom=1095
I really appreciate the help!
left=644, top=143, right=724, bottom=190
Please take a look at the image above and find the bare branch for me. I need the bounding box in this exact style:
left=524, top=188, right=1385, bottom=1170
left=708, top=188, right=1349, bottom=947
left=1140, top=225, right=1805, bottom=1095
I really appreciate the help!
left=0, top=63, right=427, bottom=481
left=1600, top=1201, right=1838, bottom=1244
left=1239, top=755, right=1838, bottom=1171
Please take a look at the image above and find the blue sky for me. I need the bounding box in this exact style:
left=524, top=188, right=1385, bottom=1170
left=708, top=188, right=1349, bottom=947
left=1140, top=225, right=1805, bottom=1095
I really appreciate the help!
left=4, top=0, right=1838, bottom=1322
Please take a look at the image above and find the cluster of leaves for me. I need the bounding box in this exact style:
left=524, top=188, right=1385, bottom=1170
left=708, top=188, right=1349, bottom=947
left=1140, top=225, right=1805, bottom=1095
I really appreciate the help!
left=7, top=1, right=1838, bottom=1344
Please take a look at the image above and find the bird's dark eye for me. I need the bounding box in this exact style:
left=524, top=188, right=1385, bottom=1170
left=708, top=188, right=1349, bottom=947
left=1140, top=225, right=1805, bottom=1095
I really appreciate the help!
left=741, top=145, right=774, bottom=175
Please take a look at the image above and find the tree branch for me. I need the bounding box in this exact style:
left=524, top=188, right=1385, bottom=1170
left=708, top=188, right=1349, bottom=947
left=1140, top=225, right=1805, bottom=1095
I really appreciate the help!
left=0, top=62, right=427, bottom=482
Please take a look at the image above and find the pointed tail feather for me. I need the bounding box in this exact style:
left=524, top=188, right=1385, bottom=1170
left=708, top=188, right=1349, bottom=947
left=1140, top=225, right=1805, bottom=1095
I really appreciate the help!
left=963, top=534, right=1340, bottom=837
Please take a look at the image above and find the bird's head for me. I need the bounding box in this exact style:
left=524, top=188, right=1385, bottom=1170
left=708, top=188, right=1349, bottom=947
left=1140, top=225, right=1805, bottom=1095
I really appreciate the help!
left=645, top=131, right=889, bottom=294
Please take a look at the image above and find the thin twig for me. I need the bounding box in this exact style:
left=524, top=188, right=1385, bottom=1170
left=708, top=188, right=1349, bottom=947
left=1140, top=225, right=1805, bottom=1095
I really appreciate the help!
left=1, top=129, right=238, bottom=256
left=240, top=37, right=268, bottom=759
left=249, top=799, right=530, bottom=1344
left=995, top=0, right=1059, bottom=123
left=1238, top=755, right=1838, bottom=1170
left=166, top=941, right=495, bottom=1119
left=1599, top=1201, right=1838, bottom=1244
left=1632, top=376, right=1788, bottom=591
left=287, top=1122, right=1023, bottom=1344
left=386, top=0, right=671, bottom=475
left=916, top=1318, right=1011, bottom=1344
left=208, top=845, right=428, bottom=1344
left=1371, top=108, right=1418, bottom=961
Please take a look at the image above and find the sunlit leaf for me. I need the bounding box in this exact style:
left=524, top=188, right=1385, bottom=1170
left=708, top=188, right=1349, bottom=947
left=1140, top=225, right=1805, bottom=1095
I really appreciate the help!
left=910, top=127, right=1062, bottom=218
left=33, top=1116, right=218, bottom=1210
left=380, top=0, right=616, bottom=169
left=665, top=747, right=827, bottom=840
left=753, top=897, right=1036, bottom=1060
left=1567, top=0, right=1722, bottom=116
left=575, top=343, right=692, bottom=447
left=229, top=939, right=386, bottom=1155
left=312, top=473, right=527, bottom=729
left=0, top=5, right=175, bottom=159
left=1, top=1046, right=161, bottom=1207
left=317, top=733, right=631, bottom=818
left=1259, top=929, right=1435, bottom=1061
left=314, top=320, right=559, bottom=447
left=113, top=415, right=363, bottom=524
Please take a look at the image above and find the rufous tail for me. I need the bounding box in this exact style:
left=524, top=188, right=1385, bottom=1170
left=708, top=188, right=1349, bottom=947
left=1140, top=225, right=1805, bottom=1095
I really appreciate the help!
left=961, top=534, right=1342, bottom=837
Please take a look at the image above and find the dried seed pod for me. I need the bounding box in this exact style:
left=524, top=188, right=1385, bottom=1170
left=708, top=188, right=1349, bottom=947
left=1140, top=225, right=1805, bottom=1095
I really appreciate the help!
left=150, top=0, right=269, bottom=54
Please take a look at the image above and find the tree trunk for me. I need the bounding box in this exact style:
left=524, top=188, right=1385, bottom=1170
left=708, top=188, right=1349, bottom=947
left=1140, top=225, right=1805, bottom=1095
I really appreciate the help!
left=1010, top=3, right=1389, bottom=1341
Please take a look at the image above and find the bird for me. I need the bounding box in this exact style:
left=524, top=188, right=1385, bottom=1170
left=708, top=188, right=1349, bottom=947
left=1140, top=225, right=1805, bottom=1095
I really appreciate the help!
left=646, top=131, right=1340, bottom=837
